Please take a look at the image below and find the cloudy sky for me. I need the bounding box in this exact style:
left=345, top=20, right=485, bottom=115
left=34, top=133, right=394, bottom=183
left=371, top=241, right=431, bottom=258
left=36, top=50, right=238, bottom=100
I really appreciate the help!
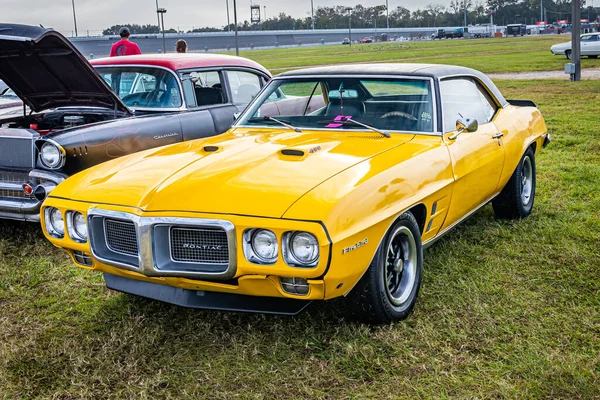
left=3, top=0, right=441, bottom=36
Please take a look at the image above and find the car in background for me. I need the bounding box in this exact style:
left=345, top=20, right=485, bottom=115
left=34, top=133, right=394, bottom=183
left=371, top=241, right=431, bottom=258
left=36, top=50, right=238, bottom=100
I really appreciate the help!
left=42, top=64, right=550, bottom=323
left=431, top=29, right=446, bottom=39
left=358, top=37, right=373, bottom=44
left=506, top=24, right=528, bottom=36
left=342, top=38, right=350, bottom=45
left=0, top=88, right=22, bottom=110
left=551, top=32, right=600, bottom=59
left=0, top=23, right=271, bottom=222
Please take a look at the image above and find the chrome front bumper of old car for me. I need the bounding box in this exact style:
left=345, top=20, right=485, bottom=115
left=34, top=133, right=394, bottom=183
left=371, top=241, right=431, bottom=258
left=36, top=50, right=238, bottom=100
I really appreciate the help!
left=0, top=169, right=66, bottom=222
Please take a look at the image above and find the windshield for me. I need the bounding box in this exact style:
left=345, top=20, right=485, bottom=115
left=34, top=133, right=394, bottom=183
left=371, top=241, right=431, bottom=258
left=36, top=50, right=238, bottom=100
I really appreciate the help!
left=237, top=77, right=434, bottom=133
left=95, top=66, right=183, bottom=109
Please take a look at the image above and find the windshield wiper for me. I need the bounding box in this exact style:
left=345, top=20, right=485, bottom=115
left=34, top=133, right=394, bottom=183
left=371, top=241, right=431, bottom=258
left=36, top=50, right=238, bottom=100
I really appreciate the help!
left=248, top=116, right=302, bottom=133
left=320, top=116, right=390, bottom=138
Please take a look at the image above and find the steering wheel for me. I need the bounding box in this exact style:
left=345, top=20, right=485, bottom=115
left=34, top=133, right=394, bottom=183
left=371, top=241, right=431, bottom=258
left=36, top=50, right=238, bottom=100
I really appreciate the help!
left=381, top=111, right=418, bottom=120
left=144, top=89, right=168, bottom=106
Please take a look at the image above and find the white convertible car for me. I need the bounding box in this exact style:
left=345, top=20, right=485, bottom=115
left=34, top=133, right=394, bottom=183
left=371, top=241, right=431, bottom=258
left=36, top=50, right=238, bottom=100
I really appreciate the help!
left=550, top=32, right=600, bottom=59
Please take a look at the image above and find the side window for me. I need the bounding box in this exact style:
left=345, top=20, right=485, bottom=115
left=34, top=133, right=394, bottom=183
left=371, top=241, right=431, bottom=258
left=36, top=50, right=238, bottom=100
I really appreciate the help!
left=182, top=70, right=226, bottom=108
left=440, top=78, right=498, bottom=133
left=228, top=70, right=262, bottom=105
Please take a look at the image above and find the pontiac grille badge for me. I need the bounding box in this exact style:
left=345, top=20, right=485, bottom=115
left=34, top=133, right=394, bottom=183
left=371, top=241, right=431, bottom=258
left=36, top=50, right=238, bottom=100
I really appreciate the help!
left=182, top=244, right=221, bottom=250
left=342, top=238, right=368, bottom=255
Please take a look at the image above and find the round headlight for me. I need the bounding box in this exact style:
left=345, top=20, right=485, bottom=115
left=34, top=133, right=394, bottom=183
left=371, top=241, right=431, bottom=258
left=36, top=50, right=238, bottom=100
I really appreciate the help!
left=46, top=207, right=64, bottom=237
left=251, top=229, right=278, bottom=262
left=40, top=142, right=63, bottom=169
left=290, top=232, right=319, bottom=265
left=69, top=212, right=88, bottom=242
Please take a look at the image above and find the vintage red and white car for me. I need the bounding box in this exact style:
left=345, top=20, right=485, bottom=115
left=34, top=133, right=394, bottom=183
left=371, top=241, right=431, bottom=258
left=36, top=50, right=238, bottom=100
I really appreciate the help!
left=0, top=24, right=270, bottom=222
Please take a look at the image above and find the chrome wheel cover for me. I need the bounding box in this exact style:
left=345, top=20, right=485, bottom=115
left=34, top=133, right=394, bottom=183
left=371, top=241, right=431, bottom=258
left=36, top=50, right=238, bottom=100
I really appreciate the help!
left=521, top=156, right=533, bottom=206
left=384, top=226, right=417, bottom=307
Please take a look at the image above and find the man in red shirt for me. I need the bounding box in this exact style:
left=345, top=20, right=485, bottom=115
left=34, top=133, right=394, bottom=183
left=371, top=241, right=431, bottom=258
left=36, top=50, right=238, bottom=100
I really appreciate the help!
left=110, top=27, right=142, bottom=57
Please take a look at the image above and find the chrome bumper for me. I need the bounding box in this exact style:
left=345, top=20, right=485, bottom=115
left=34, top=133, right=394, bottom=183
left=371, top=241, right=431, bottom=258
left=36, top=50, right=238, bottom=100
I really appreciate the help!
left=0, top=169, right=67, bottom=222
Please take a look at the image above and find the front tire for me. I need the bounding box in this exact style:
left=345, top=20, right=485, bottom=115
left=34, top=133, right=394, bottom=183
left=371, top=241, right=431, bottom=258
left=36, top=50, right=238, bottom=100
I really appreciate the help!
left=565, top=50, right=572, bottom=60
left=492, top=147, right=536, bottom=219
left=347, top=212, right=423, bottom=324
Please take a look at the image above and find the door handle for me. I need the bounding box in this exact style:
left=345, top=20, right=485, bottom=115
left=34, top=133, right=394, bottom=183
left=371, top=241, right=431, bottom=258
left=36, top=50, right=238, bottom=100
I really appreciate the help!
left=492, top=132, right=504, bottom=139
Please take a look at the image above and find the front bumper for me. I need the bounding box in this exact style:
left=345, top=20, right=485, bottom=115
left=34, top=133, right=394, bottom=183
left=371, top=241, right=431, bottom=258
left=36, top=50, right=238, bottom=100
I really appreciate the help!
left=104, top=273, right=313, bottom=315
left=0, top=169, right=66, bottom=222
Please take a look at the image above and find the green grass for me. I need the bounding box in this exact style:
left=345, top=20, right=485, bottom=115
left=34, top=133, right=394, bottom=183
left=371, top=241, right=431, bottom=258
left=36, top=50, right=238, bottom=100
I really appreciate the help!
left=1, top=43, right=600, bottom=398
left=231, top=36, right=600, bottom=74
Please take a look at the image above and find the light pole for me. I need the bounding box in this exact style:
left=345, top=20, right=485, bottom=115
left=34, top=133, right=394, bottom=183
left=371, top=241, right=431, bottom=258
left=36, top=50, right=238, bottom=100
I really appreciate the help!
left=155, top=0, right=161, bottom=32
left=264, top=5, right=267, bottom=20
left=386, top=0, right=389, bottom=29
left=226, top=0, right=231, bottom=32
left=463, top=0, right=467, bottom=26
left=540, top=0, right=543, bottom=23
left=311, top=0, right=315, bottom=30
left=157, top=8, right=167, bottom=53
left=345, top=7, right=352, bottom=47
left=571, top=0, right=581, bottom=81
left=233, top=0, right=239, bottom=56
left=71, top=0, right=78, bottom=36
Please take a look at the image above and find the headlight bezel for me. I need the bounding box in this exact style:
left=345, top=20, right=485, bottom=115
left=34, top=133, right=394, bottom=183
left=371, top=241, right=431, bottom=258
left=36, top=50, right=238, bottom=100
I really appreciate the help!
left=44, top=207, right=65, bottom=238
left=66, top=211, right=88, bottom=243
left=243, top=228, right=279, bottom=265
left=39, top=140, right=66, bottom=170
left=282, top=231, right=320, bottom=268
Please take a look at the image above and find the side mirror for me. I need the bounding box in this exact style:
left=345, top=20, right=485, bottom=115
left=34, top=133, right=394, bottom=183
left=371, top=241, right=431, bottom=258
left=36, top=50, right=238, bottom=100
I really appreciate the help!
left=449, top=116, right=478, bottom=140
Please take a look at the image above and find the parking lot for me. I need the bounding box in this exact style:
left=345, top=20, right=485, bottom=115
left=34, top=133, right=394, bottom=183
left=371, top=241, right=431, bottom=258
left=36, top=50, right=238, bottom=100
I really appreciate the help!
left=1, top=35, right=599, bottom=398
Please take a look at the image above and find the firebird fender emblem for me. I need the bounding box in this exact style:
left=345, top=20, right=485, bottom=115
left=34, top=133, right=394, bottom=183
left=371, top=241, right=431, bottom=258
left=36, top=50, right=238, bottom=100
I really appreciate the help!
left=342, top=238, right=368, bottom=255
left=154, top=132, right=179, bottom=140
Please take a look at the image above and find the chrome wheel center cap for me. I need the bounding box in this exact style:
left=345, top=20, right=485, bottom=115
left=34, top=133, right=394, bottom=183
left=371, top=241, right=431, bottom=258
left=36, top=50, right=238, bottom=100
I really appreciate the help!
left=393, top=258, right=404, bottom=273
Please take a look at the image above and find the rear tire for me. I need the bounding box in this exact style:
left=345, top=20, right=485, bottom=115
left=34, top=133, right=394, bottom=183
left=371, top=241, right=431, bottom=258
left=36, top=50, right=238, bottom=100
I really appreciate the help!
left=565, top=50, right=572, bottom=60
left=347, top=212, right=423, bottom=324
left=492, top=147, right=536, bottom=219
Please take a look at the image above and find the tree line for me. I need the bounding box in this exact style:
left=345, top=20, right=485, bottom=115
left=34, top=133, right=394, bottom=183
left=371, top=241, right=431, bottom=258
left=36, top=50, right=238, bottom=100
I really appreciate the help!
left=103, top=1, right=598, bottom=35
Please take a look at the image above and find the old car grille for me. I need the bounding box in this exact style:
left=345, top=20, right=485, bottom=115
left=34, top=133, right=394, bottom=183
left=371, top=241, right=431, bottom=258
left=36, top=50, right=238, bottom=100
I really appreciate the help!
left=0, top=135, right=35, bottom=169
left=104, top=219, right=138, bottom=256
left=170, top=227, right=229, bottom=264
left=0, top=171, right=44, bottom=199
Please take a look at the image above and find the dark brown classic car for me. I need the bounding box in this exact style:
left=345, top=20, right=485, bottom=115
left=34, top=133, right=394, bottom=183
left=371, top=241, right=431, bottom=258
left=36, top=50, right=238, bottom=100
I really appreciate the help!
left=0, top=24, right=271, bottom=222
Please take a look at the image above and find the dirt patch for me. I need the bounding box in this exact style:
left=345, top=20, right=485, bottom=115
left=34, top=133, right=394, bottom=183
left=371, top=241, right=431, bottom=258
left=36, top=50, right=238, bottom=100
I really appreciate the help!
left=489, top=68, right=600, bottom=80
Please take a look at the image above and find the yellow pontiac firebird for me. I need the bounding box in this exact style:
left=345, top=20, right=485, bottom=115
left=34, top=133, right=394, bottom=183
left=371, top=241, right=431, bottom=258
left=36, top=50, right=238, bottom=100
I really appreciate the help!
left=41, top=64, right=550, bottom=323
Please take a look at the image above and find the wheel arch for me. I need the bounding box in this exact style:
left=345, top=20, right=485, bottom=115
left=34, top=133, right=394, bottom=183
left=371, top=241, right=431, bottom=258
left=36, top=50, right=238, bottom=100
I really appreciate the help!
left=339, top=202, right=426, bottom=298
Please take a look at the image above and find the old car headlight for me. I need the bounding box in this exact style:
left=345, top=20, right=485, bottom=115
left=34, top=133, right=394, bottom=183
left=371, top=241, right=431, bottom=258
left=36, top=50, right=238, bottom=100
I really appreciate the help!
left=40, top=141, right=64, bottom=169
left=243, top=229, right=278, bottom=264
left=44, top=207, right=65, bottom=238
left=283, top=231, right=319, bottom=267
left=67, top=211, right=87, bottom=243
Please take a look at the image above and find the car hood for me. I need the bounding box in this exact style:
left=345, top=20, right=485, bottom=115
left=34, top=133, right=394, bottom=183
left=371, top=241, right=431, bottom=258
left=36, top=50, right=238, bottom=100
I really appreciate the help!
left=0, top=24, right=130, bottom=114
left=551, top=41, right=571, bottom=50
left=52, top=128, right=414, bottom=218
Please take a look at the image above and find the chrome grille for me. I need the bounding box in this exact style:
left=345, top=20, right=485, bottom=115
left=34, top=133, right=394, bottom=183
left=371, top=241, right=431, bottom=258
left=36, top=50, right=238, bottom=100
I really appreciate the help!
left=0, top=171, right=44, bottom=199
left=170, top=227, right=229, bottom=264
left=104, top=219, right=138, bottom=256
left=0, top=134, right=35, bottom=169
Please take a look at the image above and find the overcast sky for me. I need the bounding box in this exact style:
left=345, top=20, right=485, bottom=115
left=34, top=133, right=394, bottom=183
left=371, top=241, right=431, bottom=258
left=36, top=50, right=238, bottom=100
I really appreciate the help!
left=2, top=0, right=446, bottom=36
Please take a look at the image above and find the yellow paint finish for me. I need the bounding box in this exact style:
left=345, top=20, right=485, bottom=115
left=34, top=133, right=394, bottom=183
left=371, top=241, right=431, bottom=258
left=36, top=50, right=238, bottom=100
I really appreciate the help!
left=43, top=104, right=547, bottom=303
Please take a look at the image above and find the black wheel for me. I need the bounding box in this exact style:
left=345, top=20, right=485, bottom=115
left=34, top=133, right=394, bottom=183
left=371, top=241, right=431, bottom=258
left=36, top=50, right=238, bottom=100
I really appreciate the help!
left=347, top=212, right=423, bottom=324
left=565, top=50, right=572, bottom=60
left=492, top=147, right=536, bottom=219
left=589, top=55, right=598, bottom=59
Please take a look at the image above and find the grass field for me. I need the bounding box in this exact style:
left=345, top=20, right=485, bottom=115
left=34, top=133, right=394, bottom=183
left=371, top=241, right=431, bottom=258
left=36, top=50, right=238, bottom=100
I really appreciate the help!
left=234, top=35, right=600, bottom=74
left=1, top=38, right=600, bottom=398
